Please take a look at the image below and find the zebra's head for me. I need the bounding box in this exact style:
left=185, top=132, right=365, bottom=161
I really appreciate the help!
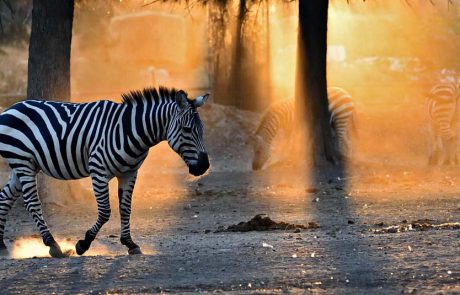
left=251, top=134, right=270, bottom=171
left=168, top=90, right=210, bottom=176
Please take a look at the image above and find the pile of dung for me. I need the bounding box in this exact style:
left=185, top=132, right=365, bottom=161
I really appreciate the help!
left=217, top=214, right=319, bottom=232
left=373, top=219, right=460, bottom=234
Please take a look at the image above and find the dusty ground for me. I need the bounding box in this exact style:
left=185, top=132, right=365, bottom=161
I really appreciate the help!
left=0, top=54, right=458, bottom=293
left=0, top=159, right=458, bottom=294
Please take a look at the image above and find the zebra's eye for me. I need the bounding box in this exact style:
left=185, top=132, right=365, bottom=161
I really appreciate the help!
left=182, top=126, right=192, bottom=133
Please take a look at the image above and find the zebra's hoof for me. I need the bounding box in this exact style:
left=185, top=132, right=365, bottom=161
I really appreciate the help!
left=75, top=240, right=90, bottom=256
left=128, top=247, right=142, bottom=255
left=49, top=244, right=65, bottom=258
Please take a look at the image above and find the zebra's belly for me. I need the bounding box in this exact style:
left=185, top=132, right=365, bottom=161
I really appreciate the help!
left=27, top=151, right=91, bottom=180
left=51, top=150, right=90, bottom=179
left=42, top=168, right=91, bottom=180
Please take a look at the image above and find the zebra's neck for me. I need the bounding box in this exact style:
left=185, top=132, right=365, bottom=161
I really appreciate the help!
left=256, top=109, right=282, bottom=144
left=257, top=126, right=278, bottom=144
left=123, top=99, right=177, bottom=150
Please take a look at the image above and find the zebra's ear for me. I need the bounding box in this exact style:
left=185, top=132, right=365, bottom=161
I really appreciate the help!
left=175, top=90, right=188, bottom=109
left=192, top=93, right=209, bottom=108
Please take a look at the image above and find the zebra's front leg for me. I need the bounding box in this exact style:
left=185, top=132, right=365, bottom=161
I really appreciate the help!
left=75, top=173, right=111, bottom=255
left=16, top=170, right=64, bottom=258
left=118, top=172, right=142, bottom=255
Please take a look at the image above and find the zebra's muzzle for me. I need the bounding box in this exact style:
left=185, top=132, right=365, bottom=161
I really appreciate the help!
left=188, top=152, right=209, bottom=176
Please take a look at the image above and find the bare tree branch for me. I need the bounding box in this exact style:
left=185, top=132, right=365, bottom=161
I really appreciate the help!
left=142, top=0, right=163, bottom=7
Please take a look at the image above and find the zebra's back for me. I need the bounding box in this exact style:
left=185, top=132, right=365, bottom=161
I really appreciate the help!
left=255, top=99, right=295, bottom=141
left=427, top=81, right=459, bottom=136
left=327, top=87, right=354, bottom=125
left=0, top=99, right=120, bottom=179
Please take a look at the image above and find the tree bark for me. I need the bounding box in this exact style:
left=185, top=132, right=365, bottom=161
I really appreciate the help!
left=209, top=1, right=230, bottom=106
left=295, top=0, right=340, bottom=166
left=27, top=0, right=74, bottom=100
left=27, top=0, right=75, bottom=204
left=231, top=0, right=246, bottom=109
left=211, top=0, right=268, bottom=111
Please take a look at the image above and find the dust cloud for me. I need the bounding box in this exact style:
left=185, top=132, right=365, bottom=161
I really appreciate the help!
left=268, top=0, right=460, bottom=163
left=10, top=237, right=76, bottom=259
left=258, top=0, right=460, bottom=198
left=9, top=236, right=156, bottom=259
left=71, top=1, right=209, bottom=102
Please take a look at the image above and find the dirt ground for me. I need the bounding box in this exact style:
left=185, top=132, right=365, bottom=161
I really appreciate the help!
left=0, top=102, right=457, bottom=294
left=0, top=78, right=458, bottom=293
left=0, top=158, right=458, bottom=294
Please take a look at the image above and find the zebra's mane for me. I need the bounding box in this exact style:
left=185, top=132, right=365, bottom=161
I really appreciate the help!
left=121, top=87, right=185, bottom=105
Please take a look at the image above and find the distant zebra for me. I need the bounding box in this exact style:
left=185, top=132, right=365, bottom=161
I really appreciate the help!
left=0, top=87, right=210, bottom=257
left=427, top=80, right=460, bottom=165
left=252, top=87, right=355, bottom=170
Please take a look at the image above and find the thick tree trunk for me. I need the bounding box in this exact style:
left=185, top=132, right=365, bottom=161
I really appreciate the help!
left=27, top=0, right=75, bottom=204
left=27, top=0, right=73, bottom=100
left=295, top=0, right=340, bottom=166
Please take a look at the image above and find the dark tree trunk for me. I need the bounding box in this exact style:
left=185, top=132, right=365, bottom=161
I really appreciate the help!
left=295, top=0, right=340, bottom=166
left=212, top=0, right=268, bottom=111
left=27, top=0, right=74, bottom=100
left=231, top=0, right=246, bottom=109
left=27, top=0, right=75, bottom=203
left=209, top=1, right=230, bottom=106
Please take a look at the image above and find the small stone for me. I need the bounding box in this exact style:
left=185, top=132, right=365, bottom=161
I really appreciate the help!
left=305, top=187, right=318, bottom=193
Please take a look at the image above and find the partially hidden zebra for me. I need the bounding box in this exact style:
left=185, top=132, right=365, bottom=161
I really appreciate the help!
left=427, top=79, right=460, bottom=165
left=0, top=87, right=210, bottom=257
left=252, top=87, right=355, bottom=170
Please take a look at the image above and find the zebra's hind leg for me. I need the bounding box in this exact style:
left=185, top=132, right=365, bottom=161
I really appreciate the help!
left=75, top=173, right=110, bottom=255
left=118, top=172, right=142, bottom=255
left=428, top=135, right=442, bottom=166
left=442, top=137, right=457, bottom=165
left=428, top=151, right=440, bottom=166
left=16, top=170, right=64, bottom=258
left=0, top=171, right=22, bottom=255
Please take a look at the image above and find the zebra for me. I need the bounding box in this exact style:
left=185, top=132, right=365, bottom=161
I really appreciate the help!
left=252, top=87, right=355, bottom=170
left=427, top=80, right=460, bottom=165
left=0, top=87, right=210, bottom=257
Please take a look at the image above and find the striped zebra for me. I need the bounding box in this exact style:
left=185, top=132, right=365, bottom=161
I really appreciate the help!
left=427, top=80, right=460, bottom=165
left=0, top=87, right=210, bottom=257
left=252, top=87, right=355, bottom=170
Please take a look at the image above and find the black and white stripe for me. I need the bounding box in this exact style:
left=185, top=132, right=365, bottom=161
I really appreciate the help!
left=252, top=87, right=355, bottom=170
left=327, top=87, right=355, bottom=158
left=427, top=80, right=460, bottom=165
left=0, top=87, right=210, bottom=257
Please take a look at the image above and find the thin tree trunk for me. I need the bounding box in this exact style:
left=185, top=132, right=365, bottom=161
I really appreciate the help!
left=210, top=2, right=230, bottom=106
left=27, top=0, right=75, bottom=203
left=295, top=0, right=340, bottom=166
left=230, top=0, right=247, bottom=109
